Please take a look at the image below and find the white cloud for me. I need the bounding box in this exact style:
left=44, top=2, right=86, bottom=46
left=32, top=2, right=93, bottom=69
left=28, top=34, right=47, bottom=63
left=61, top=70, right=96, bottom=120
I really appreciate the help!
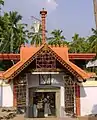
left=45, top=0, right=58, bottom=14
left=33, top=0, right=58, bottom=14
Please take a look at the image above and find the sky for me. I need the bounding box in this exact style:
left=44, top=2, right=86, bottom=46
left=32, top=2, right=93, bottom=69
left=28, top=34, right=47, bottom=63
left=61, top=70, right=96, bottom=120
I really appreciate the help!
left=3, top=0, right=96, bottom=41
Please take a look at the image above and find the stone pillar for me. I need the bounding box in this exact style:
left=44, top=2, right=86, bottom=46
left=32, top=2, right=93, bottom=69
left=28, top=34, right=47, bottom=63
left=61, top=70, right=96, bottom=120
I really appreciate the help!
left=56, top=91, right=60, bottom=117
left=60, top=86, right=65, bottom=117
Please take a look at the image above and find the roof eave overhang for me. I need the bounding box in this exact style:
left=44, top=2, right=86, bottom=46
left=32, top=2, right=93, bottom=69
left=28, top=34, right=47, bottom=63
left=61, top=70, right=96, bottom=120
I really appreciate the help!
left=2, top=44, right=93, bottom=83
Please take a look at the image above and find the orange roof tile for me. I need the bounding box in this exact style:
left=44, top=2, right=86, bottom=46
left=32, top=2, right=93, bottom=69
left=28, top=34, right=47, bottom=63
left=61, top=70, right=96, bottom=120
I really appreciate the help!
left=49, top=45, right=69, bottom=61
left=0, top=71, right=4, bottom=79
left=87, top=72, right=96, bottom=77
left=2, top=44, right=95, bottom=81
left=20, top=45, right=44, bottom=60
left=67, top=61, right=92, bottom=79
left=49, top=46, right=94, bottom=80
left=3, top=45, right=44, bottom=79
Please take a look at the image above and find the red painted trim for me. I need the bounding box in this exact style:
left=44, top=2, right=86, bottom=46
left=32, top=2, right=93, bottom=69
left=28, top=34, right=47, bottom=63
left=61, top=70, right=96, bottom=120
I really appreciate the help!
left=69, top=53, right=96, bottom=60
left=0, top=53, right=95, bottom=60
left=0, top=54, right=20, bottom=60
left=75, top=84, right=80, bottom=116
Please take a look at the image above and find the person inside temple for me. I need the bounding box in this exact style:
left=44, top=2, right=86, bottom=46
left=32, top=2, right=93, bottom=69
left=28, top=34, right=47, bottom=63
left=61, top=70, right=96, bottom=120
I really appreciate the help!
left=44, top=95, right=51, bottom=117
left=33, top=98, right=38, bottom=117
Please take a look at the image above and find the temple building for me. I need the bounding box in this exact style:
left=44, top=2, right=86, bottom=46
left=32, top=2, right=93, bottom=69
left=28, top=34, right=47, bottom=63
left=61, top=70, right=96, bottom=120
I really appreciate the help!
left=0, top=9, right=97, bottom=118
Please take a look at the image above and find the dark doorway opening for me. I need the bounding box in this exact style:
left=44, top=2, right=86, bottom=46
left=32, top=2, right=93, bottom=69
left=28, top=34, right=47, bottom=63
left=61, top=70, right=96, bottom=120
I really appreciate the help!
left=33, top=92, right=56, bottom=118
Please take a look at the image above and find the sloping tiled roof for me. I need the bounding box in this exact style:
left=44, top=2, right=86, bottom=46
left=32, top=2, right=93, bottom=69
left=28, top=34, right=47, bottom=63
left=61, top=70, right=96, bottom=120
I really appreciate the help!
left=66, top=61, right=92, bottom=79
left=49, top=45, right=69, bottom=61
left=0, top=71, right=4, bottom=78
left=2, top=44, right=95, bottom=81
left=49, top=46, right=93, bottom=80
left=2, top=45, right=44, bottom=80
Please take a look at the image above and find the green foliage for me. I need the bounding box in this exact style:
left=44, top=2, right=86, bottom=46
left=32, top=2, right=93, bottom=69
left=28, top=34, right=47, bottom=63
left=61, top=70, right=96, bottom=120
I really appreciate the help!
left=48, top=29, right=69, bottom=46
left=0, top=1, right=97, bottom=72
left=0, top=5, right=97, bottom=71
left=0, top=60, right=13, bottom=71
left=87, top=28, right=97, bottom=53
left=69, top=33, right=90, bottom=53
left=0, top=0, right=4, bottom=6
left=0, top=11, right=29, bottom=53
left=28, top=24, right=42, bottom=46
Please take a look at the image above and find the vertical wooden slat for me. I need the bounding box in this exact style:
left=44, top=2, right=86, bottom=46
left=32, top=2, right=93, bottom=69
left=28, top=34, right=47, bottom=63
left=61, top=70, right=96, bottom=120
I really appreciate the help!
left=13, top=75, right=27, bottom=108
left=75, top=84, right=80, bottom=116
left=26, top=74, right=28, bottom=107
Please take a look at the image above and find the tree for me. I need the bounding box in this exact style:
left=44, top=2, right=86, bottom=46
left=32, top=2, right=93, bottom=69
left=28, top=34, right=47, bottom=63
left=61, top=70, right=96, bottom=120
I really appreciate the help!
left=48, top=29, right=68, bottom=46
left=28, top=23, right=42, bottom=46
left=87, top=28, right=97, bottom=53
left=13, top=23, right=29, bottom=53
left=0, top=0, right=4, bottom=5
left=69, top=33, right=89, bottom=53
left=0, top=11, right=29, bottom=70
left=0, top=11, right=28, bottom=53
left=0, top=0, right=4, bottom=16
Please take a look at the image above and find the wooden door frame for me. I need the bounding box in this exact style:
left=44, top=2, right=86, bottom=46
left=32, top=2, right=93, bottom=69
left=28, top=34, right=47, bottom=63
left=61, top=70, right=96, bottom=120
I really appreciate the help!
left=28, top=87, right=60, bottom=117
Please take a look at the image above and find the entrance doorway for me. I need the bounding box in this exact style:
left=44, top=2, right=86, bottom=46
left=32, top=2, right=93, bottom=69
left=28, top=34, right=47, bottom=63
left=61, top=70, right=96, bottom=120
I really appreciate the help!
left=33, top=92, right=56, bottom=118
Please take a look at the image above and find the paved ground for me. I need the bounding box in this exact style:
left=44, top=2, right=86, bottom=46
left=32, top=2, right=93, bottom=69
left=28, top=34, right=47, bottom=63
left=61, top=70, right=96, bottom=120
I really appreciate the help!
left=12, top=115, right=78, bottom=120
left=9, top=115, right=97, bottom=120
left=3, top=115, right=97, bottom=120
left=12, top=115, right=24, bottom=120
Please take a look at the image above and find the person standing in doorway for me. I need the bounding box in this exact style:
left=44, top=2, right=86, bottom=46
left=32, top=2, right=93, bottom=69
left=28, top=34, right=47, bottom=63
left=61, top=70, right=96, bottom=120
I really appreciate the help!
left=33, top=99, right=38, bottom=118
left=44, top=95, right=51, bottom=117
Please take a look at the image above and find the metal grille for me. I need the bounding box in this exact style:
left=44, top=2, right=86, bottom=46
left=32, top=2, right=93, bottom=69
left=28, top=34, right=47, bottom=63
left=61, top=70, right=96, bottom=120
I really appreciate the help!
left=13, top=74, right=27, bottom=107
left=36, top=49, right=56, bottom=69
left=64, top=76, right=75, bottom=114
